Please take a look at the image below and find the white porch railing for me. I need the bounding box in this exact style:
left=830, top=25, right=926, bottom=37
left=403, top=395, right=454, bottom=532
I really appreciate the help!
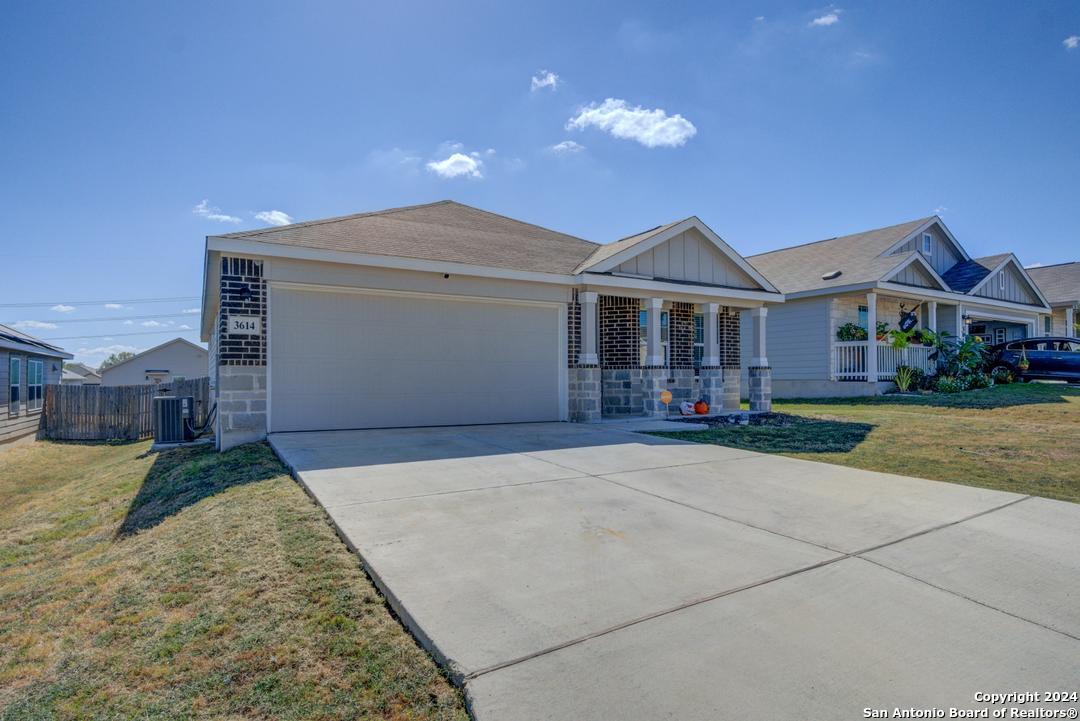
left=833, top=341, right=935, bottom=381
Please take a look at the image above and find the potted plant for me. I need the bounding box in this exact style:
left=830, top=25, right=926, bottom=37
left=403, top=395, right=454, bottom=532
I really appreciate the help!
left=836, top=322, right=868, bottom=342
left=875, top=321, right=890, bottom=342
left=1017, top=347, right=1030, bottom=372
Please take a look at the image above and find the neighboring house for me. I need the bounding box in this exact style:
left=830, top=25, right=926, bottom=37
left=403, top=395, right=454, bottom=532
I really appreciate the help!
left=1027, top=262, right=1079, bottom=337
left=200, top=200, right=783, bottom=450
left=0, top=323, right=70, bottom=444
left=99, top=338, right=208, bottom=386
left=743, top=216, right=1051, bottom=397
left=62, top=362, right=101, bottom=385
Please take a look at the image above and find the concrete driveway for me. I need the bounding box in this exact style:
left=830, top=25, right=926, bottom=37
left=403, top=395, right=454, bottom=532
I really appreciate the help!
left=269, top=423, right=1080, bottom=721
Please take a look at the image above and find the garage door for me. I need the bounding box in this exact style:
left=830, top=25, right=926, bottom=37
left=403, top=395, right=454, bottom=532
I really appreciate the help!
left=269, top=285, right=563, bottom=432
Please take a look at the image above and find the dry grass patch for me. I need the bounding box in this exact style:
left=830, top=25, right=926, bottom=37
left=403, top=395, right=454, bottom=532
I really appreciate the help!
left=0, top=440, right=467, bottom=720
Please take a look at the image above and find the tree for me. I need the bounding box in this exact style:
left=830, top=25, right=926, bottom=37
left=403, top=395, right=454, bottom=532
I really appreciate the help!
left=99, top=351, right=135, bottom=371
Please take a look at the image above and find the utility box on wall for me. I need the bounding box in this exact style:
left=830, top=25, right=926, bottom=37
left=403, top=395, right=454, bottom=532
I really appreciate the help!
left=154, top=396, right=194, bottom=444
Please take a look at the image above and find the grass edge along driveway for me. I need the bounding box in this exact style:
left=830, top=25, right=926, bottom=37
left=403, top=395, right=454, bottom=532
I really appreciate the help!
left=0, top=440, right=468, bottom=721
left=653, top=383, right=1080, bottom=504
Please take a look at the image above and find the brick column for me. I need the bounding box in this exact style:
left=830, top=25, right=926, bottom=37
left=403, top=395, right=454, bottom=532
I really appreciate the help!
left=216, top=257, right=268, bottom=451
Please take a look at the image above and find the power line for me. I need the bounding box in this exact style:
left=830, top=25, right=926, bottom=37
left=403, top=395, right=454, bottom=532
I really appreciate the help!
left=40, top=328, right=202, bottom=342
left=3, top=311, right=198, bottom=325
left=0, top=296, right=199, bottom=309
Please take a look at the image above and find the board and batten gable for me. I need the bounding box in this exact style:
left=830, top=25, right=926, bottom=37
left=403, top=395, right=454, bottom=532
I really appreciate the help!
left=887, top=223, right=962, bottom=277
left=973, top=263, right=1040, bottom=305
left=613, top=227, right=758, bottom=288
left=740, top=297, right=832, bottom=380
left=887, top=261, right=939, bottom=289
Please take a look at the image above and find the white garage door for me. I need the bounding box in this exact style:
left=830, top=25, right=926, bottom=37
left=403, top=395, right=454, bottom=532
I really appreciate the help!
left=269, top=285, right=563, bottom=432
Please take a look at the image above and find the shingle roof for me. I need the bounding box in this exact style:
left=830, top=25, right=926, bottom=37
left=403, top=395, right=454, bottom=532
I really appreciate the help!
left=217, top=200, right=601, bottom=275
left=940, top=253, right=1010, bottom=293
left=0, top=323, right=71, bottom=358
left=1027, top=261, right=1080, bottom=305
left=746, top=217, right=933, bottom=294
left=574, top=219, right=685, bottom=273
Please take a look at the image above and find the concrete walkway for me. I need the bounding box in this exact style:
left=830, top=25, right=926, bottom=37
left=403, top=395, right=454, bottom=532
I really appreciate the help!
left=269, top=423, right=1080, bottom=721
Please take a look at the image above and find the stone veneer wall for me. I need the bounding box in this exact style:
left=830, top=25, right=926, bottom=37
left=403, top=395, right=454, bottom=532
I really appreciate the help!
left=216, top=256, right=268, bottom=450
left=748, top=366, right=772, bottom=412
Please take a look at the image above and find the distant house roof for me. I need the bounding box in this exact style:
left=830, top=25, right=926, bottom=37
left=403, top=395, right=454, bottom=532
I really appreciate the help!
left=99, top=337, right=207, bottom=376
left=1027, top=262, right=1080, bottom=307
left=215, top=200, right=601, bottom=275
left=0, top=323, right=72, bottom=359
left=64, top=362, right=101, bottom=381
left=940, top=253, right=1011, bottom=293
left=61, top=369, right=85, bottom=383
left=746, top=217, right=936, bottom=294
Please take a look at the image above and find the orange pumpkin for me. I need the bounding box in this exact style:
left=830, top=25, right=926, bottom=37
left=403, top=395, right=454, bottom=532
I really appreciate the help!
left=694, top=400, right=709, bottom=415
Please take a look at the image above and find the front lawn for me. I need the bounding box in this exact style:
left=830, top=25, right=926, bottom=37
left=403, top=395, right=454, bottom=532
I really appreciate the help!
left=0, top=440, right=467, bottom=720
left=656, top=383, right=1080, bottom=503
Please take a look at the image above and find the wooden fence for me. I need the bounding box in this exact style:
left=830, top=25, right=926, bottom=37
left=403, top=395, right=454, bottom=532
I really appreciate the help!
left=42, top=377, right=211, bottom=441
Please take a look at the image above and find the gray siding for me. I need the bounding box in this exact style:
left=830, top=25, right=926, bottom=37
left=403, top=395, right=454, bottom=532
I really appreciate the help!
left=936, top=304, right=959, bottom=336
left=974, top=263, right=1039, bottom=305
left=615, top=227, right=758, bottom=288
left=100, top=341, right=209, bottom=386
left=889, top=224, right=961, bottom=276
left=740, top=298, right=831, bottom=380
left=1, top=351, right=61, bottom=444
left=888, top=261, right=938, bottom=289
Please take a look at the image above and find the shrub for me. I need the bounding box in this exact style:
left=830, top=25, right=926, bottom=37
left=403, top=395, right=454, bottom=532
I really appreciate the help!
left=837, top=322, right=868, bottom=341
left=966, top=371, right=994, bottom=390
left=894, top=365, right=916, bottom=392
left=935, top=375, right=966, bottom=393
left=991, top=366, right=1014, bottom=385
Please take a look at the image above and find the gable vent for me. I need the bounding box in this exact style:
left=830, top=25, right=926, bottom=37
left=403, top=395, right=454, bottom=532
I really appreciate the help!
left=822, top=269, right=842, bottom=280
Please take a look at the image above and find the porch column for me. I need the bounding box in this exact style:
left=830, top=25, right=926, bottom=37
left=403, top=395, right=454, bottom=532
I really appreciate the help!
left=956, top=304, right=965, bottom=338
left=702, top=302, right=720, bottom=366
left=645, top=297, right=664, bottom=366
left=866, top=292, right=878, bottom=383
left=749, top=306, right=768, bottom=367
left=927, top=301, right=938, bottom=333
left=1067, top=307, right=1076, bottom=337
left=578, top=291, right=599, bottom=365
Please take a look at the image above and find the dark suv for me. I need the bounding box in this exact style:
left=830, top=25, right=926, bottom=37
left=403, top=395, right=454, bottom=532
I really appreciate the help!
left=986, top=337, right=1080, bottom=383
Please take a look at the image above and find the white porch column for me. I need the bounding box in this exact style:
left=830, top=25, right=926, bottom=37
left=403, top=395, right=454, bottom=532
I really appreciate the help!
left=927, top=301, right=938, bottom=333
left=578, top=291, right=599, bottom=365
left=1066, top=307, right=1076, bottom=337
left=866, top=292, right=878, bottom=383
left=956, top=304, right=965, bottom=338
left=645, top=297, right=664, bottom=366
left=702, top=302, right=720, bottom=366
left=749, top=306, right=768, bottom=367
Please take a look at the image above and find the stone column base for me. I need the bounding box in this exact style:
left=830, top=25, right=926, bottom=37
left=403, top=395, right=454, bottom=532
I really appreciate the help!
left=700, top=367, right=741, bottom=411
left=216, top=365, right=268, bottom=451
left=641, top=367, right=669, bottom=417
left=568, top=367, right=602, bottom=423
left=748, top=366, right=772, bottom=412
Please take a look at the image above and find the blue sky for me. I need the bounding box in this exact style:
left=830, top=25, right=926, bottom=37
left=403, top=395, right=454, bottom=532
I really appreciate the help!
left=2, top=1, right=1078, bottom=365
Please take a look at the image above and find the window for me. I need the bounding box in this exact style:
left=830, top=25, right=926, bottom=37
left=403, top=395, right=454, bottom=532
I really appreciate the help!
left=999, top=272, right=1006, bottom=291
left=8, top=357, right=20, bottom=416
left=1024, top=340, right=1048, bottom=352
left=638, top=309, right=670, bottom=366
left=858, top=305, right=868, bottom=330
left=693, top=313, right=704, bottom=368
left=1045, top=317, right=1052, bottom=336
left=27, top=359, right=43, bottom=412
left=922, top=233, right=933, bottom=256
left=994, top=327, right=1007, bottom=344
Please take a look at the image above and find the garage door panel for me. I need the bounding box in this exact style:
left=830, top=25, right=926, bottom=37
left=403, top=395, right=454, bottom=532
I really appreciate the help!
left=270, top=287, right=562, bottom=432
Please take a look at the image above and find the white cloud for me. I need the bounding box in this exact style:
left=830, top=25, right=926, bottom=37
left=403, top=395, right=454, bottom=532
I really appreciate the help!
left=182, top=308, right=200, bottom=314
left=123, top=320, right=134, bottom=325
left=255, top=210, right=293, bottom=226
left=179, top=324, right=193, bottom=330
left=51, top=304, right=75, bottom=313
left=810, top=9, right=842, bottom=26
left=193, top=199, right=241, bottom=224
left=76, top=344, right=138, bottom=358
left=426, top=153, right=484, bottom=179
left=934, top=205, right=948, bottom=214
left=530, top=70, right=559, bottom=92
left=1065, top=36, right=1080, bottom=50
left=566, top=98, right=697, bottom=148
left=1026, top=262, right=1045, bottom=269
left=549, top=140, right=586, bottom=154
left=104, top=303, right=125, bottom=310
left=141, top=320, right=163, bottom=327
left=12, top=320, right=57, bottom=330
left=755, top=16, right=765, bottom=21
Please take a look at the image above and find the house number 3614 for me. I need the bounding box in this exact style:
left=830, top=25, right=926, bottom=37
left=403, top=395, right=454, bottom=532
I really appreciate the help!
left=227, top=315, right=261, bottom=335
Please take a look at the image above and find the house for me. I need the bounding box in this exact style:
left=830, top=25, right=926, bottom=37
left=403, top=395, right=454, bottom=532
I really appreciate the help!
left=1027, top=262, right=1079, bottom=337
left=99, top=338, right=209, bottom=386
left=742, top=216, right=1051, bottom=397
left=200, top=200, right=783, bottom=450
left=62, top=362, right=101, bottom=385
left=1, top=323, right=70, bottom=444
